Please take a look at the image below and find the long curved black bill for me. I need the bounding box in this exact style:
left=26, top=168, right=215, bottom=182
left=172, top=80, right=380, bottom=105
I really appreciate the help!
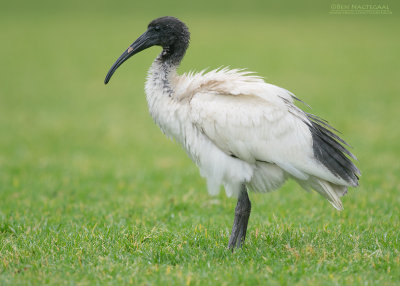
left=104, top=31, right=153, bottom=84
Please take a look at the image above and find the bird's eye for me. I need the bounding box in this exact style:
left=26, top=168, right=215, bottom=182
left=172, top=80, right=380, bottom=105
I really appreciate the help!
left=154, top=26, right=160, bottom=31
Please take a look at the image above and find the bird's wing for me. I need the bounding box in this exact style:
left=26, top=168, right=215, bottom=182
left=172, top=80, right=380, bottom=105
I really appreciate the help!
left=186, top=69, right=359, bottom=186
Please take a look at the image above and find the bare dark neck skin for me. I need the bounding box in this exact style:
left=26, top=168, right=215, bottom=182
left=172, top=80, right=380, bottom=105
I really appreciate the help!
left=159, top=38, right=188, bottom=66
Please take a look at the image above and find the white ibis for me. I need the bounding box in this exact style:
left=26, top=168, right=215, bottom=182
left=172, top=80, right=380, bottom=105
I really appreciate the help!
left=104, top=16, right=360, bottom=249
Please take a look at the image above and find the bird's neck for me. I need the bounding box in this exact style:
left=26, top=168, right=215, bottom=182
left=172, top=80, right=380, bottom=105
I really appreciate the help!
left=145, top=56, right=186, bottom=139
left=146, top=39, right=188, bottom=97
left=147, top=56, right=178, bottom=98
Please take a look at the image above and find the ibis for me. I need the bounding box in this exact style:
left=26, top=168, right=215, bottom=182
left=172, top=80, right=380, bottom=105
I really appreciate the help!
left=104, top=16, right=360, bottom=249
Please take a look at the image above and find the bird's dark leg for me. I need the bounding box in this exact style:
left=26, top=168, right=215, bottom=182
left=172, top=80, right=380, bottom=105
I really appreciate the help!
left=228, top=185, right=251, bottom=249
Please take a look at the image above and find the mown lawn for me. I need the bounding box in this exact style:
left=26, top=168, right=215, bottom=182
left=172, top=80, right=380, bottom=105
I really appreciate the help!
left=1, top=1, right=399, bottom=285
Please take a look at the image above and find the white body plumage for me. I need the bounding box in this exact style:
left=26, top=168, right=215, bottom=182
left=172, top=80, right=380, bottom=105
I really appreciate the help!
left=145, top=59, right=358, bottom=210
left=104, top=16, right=360, bottom=248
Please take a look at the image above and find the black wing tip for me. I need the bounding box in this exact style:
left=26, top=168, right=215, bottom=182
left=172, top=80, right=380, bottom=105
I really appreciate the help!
left=307, top=114, right=360, bottom=185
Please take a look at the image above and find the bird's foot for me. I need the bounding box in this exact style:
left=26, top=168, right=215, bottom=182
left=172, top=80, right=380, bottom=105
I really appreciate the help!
left=228, top=187, right=251, bottom=250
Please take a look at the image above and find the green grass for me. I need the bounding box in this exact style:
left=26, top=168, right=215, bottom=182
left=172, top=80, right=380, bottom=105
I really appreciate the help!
left=1, top=1, right=400, bottom=285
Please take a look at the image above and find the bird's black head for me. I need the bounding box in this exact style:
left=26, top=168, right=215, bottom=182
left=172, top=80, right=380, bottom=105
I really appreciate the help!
left=104, top=16, right=190, bottom=84
left=147, top=17, right=190, bottom=53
